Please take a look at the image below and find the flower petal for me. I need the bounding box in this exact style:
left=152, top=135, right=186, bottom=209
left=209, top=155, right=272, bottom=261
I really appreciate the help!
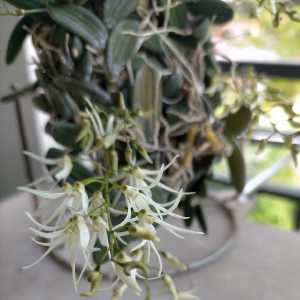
left=77, top=216, right=90, bottom=250
left=54, top=156, right=73, bottom=181
left=18, top=187, right=65, bottom=199
left=24, top=151, right=59, bottom=165
left=26, top=211, right=63, bottom=231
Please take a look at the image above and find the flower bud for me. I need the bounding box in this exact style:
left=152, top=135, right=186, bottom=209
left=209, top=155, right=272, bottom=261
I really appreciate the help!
left=128, top=224, right=160, bottom=242
left=110, top=150, right=119, bottom=173
left=163, top=274, right=178, bottom=300
left=91, top=138, right=104, bottom=151
left=137, top=210, right=155, bottom=224
left=132, top=140, right=152, bottom=163
left=117, top=93, right=127, bottom=111
left=123, top=261, right=148, bottom=278
left=125, top=145, right=134, bottom=164
left=80, top=271, right=102, bottom=297
left=76, top=119, right=91, bottom=142
left=131, top=249, right=143, bottom=261
left=160, top=251, right=188, bottom=272
left=111, top=284, right=127, bottom=300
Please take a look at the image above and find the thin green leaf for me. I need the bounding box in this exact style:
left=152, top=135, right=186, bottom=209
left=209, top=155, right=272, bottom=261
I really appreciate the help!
left=104, top=0, right=137, bottom=28
left=53, top=76, right=112, bottom=106
left=134, top=65, right=162, bottom=141
left=48, top=4, right=107, bottom=49
left=227, top=141, right=246, bottom=193
left=4, top=0, right=55, bottom=9
left=224, top=105, right=252, bottom=138
left=107, top=20, right=140, bottom=77
left=169, top=3, right=188, bottom=29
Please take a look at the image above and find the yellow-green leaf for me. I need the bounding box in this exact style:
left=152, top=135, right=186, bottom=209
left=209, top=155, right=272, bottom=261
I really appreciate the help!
left=134, top=65, right=162, bottom=141
left=228, top=141, right=246, bottom=193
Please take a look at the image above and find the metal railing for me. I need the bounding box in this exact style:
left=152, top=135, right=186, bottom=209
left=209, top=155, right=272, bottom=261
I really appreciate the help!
left=218, top=60, right=300, bottom=230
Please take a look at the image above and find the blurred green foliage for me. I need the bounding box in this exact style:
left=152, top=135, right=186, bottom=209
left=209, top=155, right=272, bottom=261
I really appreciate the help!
left=214, top=144, right=299, bottom=230
left=249, top=195, right=296, bottom=230
left=248, top=16, right=300, bottom=59
left=246, top=145, right=298, bottom=230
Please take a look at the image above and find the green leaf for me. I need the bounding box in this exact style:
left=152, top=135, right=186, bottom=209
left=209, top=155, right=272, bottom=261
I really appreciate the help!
left=93, top=234, right=134, bottom=265
left=104, top=0, right=137, bottom=28
left=70, top=36, right=84, bottom=60
left=142, top=35, right=165, bottom=55
left=5, top=0, right=55, bottom=9
left=69, top=163, right=100, bottom=193
left=107, top=20, right=140, bottom=77
left=47, top=121, right=81, bottom=149
left=93, top=244, right=110, bottom=266
left=223, top=105, right=252, bottom=138
left=227, top=141, right=246, bottom=193
left=33, top=94, right=52, bottom=114
left=48, top=4, right=108, bottom=49
left=186, top=0, right=234, bottom=24
left=44, top=85, right=74, bottom=119
left=192, top=17, right=210, bottom=44
left=75, top=50, right=94, bottom=82
left=169, top=3, right=188, bottom=28
left=6, top=16, right=34, bottom=65
left=169, top=34, right=199, bottom=56
left=137, top=52, right=170, bottom=76
left=134, top=65, right=162, bottom=141
left=53, top=76, right=112, bottom=107
left=162, top=73, right=183, bottom=98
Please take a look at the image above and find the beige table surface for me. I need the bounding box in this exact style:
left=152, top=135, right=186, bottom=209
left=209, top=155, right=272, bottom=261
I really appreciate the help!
left=1, top=193, right=300, bottom=300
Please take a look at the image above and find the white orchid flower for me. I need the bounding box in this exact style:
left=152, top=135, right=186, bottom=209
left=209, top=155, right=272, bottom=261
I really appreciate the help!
left=23, top=214, right=91, bottom=291
left=134, top=155, right=182, bottom=193
left=112, top=154, right=203, bottom=249
left=85, top=100, right=123, bottom=149
left=113, top=252, right=143, bottom=295
left=19, top=182, right=90, bottom=224
left=110, top=162, right=203, bottom=280
left=24, top=151, right=73, bottom=182
left=88, top=193, right=110, bottom=250
left=118, top=184, right=202, bottom=239
left=92, top=216, right=110, bottom=248
left=114, top=157, right=188, bottom=231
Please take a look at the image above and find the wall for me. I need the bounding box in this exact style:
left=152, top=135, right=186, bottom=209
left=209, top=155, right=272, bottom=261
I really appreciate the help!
left=0, top=16, right=41, bottom=199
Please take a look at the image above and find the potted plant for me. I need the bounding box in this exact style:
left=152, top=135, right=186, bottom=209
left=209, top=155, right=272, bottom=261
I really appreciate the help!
left=1, top=0, right=299, bottom=299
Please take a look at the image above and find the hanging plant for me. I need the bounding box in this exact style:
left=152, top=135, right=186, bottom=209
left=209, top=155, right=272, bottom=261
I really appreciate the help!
left=2, top=0, right=300, bottom=299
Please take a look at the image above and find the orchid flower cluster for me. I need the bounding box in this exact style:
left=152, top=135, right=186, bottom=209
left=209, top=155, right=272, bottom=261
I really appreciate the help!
left=20, top=97, right=203, bottom=299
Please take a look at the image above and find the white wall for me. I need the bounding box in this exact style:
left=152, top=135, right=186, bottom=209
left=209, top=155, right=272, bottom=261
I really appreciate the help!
left=0, top=16, right=41, bottom=199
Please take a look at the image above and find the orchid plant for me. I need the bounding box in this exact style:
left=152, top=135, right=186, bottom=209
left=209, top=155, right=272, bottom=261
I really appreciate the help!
left=1, top=0, right=300, bottom=299
left=19, top=98, right=204, bottom=298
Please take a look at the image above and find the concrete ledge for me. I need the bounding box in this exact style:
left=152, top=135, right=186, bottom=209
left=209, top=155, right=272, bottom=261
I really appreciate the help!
left=1, top=194, right=299, bottom=300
